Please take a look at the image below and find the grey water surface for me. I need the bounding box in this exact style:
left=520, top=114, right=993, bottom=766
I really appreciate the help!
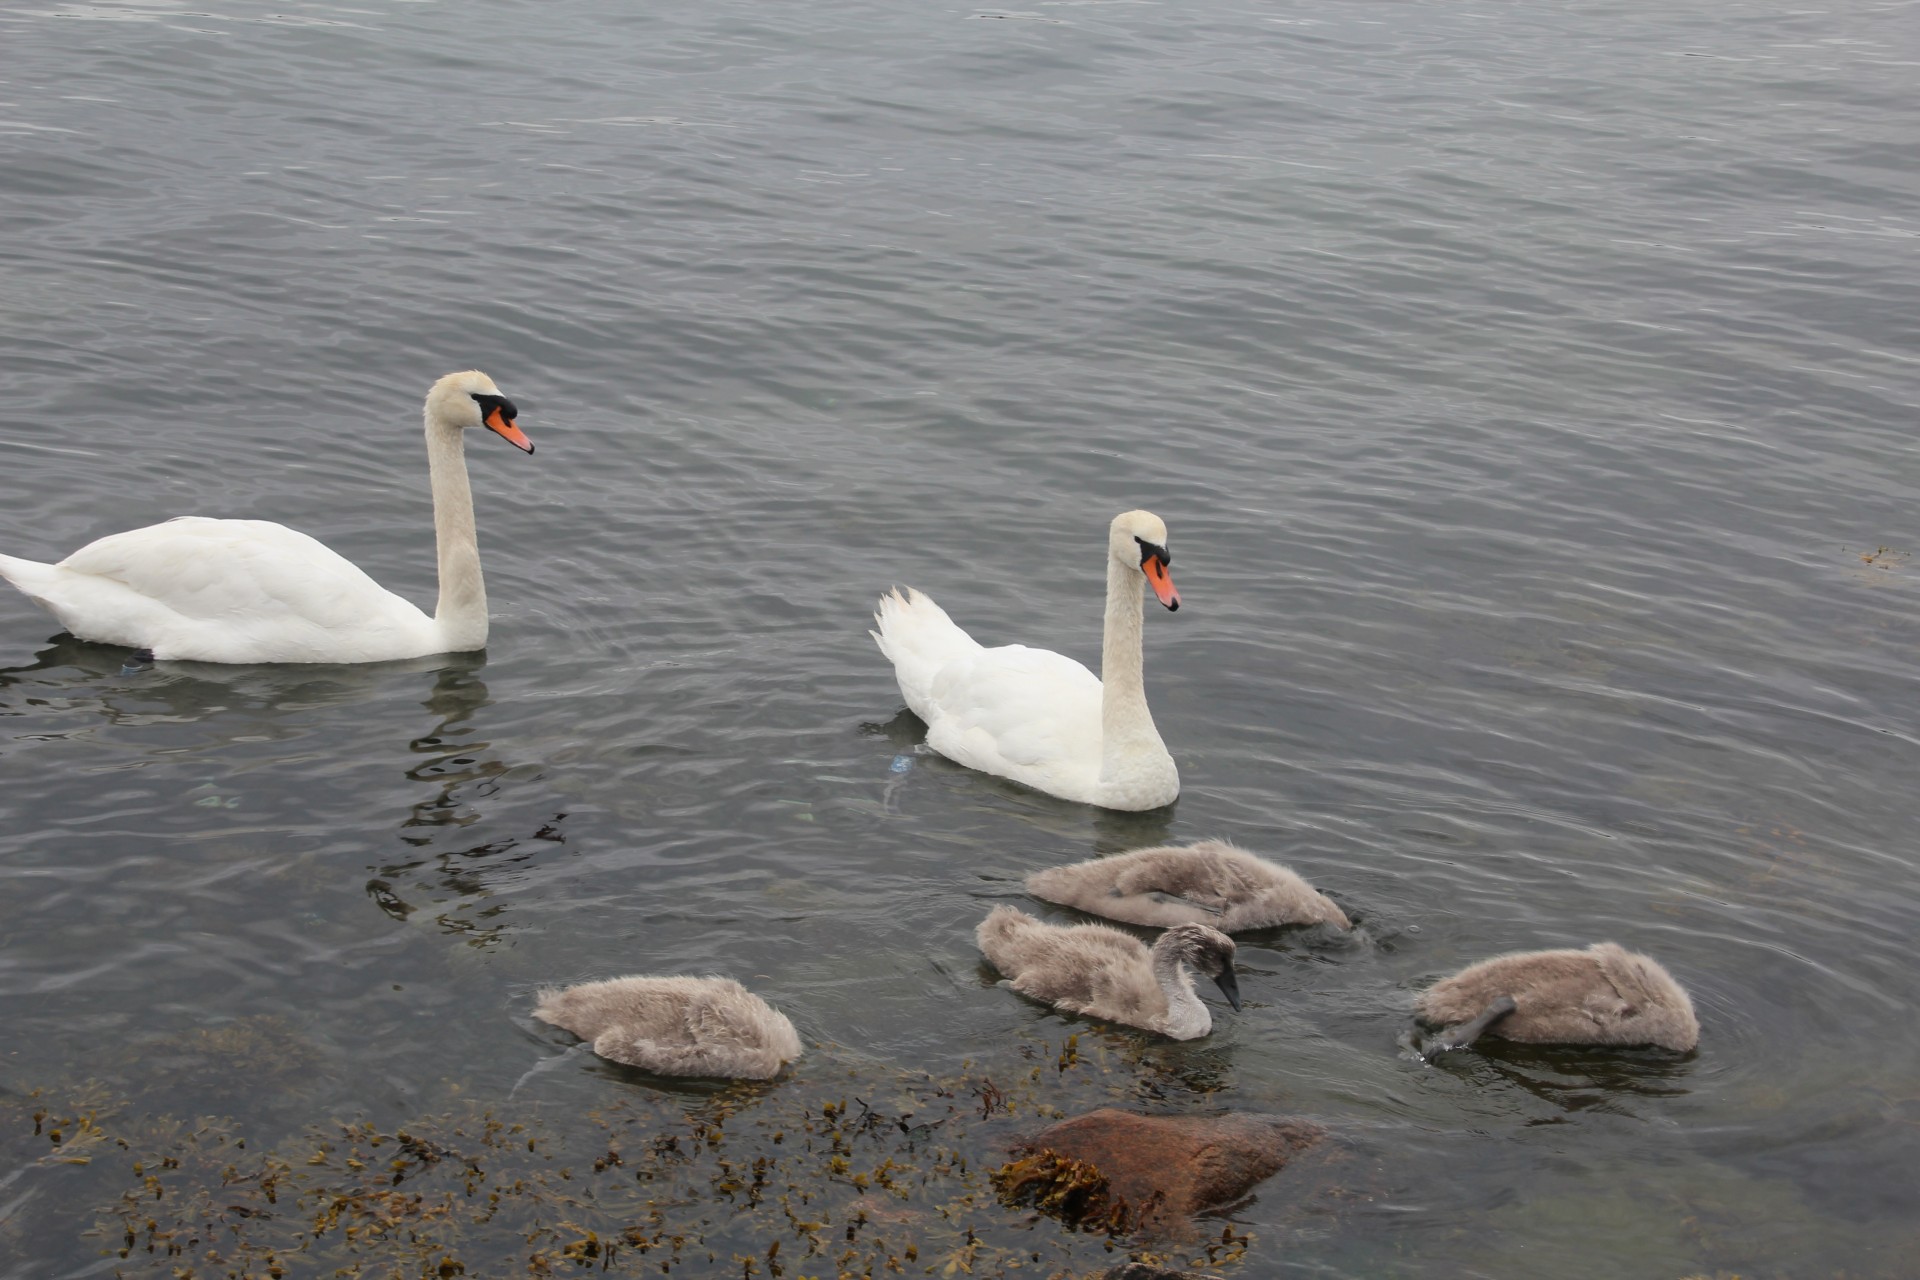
left=2, top=0, right=1917, bottom=1275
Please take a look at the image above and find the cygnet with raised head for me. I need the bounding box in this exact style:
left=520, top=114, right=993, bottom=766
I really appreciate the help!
left=975, top=904, right=1241, bottom=1040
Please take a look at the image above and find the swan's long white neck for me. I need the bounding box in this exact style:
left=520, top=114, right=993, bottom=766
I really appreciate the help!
left=1098, top=552, right=1165, bottom=778
left=426, top=415, right=487, bottom=651
left=1151, top=939, right=1210, bottom=1039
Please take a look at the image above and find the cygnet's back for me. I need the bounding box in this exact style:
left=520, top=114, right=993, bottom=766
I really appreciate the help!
left=1418, top=942, right=1698, bottom=1053
left=976, top=904, right=1239, bottom=1041
left=1025, top=839, right=1349, bottom=931
left=533, top=975, right=802, bottom=1080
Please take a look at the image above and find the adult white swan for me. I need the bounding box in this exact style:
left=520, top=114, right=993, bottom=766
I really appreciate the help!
left=871, top=509, right=1182, bottom=811
left=0, top=370, right=533, bottom=664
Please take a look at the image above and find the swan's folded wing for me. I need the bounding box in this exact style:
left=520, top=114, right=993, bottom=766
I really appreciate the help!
left=926, top=643, right=1102, bottom=777
left=59, top=518, right=416, bottom=630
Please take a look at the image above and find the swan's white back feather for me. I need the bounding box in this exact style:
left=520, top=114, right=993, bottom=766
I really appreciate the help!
left=872, top=586, right=1117, bottom=805
left=925, top=644, right=1104, bottom=794
left=5, top=517, right=436, bottom=662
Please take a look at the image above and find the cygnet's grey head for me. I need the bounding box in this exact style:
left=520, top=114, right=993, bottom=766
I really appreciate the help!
left=1159, top=922, right=1241, bottom=1010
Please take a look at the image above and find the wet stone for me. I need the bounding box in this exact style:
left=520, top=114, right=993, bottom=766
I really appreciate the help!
left=1000, top=1107, right=1324, bottom=1237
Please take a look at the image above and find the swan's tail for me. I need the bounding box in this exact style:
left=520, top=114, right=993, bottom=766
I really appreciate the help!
left=870, top=586, right=980, bottom=721
left=0, top=554, right=65, bottom=617
left=0, top=553, right=58, bottom=590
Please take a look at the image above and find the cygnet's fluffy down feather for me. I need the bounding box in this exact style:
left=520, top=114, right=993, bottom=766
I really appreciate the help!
left=975, top=904, right=1239, bottom=1041
left=1417, top=942, right=1698, bottom=1052
left=533, top=976, right=802, bottom=1080
left=1024, top=839, right=1349, bottom=932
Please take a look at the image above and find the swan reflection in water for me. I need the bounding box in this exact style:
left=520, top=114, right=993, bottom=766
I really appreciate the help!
left=0, top=633, right=475, bottom=733
left=369, top=660, right=568, bottom=947
left=1, top=638, right=561, bottom=947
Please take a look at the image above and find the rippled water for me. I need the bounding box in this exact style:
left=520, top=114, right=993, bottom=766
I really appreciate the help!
left=3, top=0, right=1917, bottom=1274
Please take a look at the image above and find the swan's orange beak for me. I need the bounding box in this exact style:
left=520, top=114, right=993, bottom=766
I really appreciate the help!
left=1144, top=555, right=1180, bottom=611
left=485, top=405, right=535, bottom=454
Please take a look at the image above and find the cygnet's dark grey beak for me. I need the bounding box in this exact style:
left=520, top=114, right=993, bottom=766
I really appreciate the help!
left=1213, top=967, right=1243, bottom=1012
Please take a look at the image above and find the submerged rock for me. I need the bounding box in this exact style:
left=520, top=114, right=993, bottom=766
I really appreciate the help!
left=999, top=1107, right=1324, bottom=1236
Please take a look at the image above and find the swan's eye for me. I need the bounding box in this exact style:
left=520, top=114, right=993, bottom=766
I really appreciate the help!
left=470, top=392, right=519, bottom=421
left=1134, top=536, right=1170, bottom=567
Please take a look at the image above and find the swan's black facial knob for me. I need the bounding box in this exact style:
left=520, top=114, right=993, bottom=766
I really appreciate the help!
left=1134, top=537, right=1179, bottom=611
left=470, top=392, right=534, bottom=454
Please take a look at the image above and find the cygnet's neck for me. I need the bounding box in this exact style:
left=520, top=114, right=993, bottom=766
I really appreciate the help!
left=1151, top=937, right=1210, bottom=1039
left=426, top=416, right=487, bottom=651
left=1099, top=552, right=1167, bottom=774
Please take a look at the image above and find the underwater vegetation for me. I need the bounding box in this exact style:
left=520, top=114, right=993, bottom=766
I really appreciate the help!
left=6, top=1023, right=1909, bottom=1278
left=1, top=1032, right=1329, bottom=1279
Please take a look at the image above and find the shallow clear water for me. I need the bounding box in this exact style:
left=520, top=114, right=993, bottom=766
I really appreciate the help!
left=2, top=0, right=1917, bottom=1274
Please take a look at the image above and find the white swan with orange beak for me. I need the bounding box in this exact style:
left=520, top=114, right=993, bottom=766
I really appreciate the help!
left=0, top=370, right=533, bottom=663
left=872, top=510, right=1182, bottom=811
